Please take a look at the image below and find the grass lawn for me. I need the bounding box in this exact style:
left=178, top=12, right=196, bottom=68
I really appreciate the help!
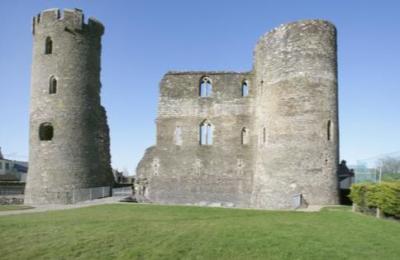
left=0, top=204, right=399, bottom=259
left=0, top=205, right=34, bottom=211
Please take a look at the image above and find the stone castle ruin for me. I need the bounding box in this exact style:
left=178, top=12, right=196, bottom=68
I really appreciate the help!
left=24, top=8, right=339, bottom=208
left=25, top=9, right=113, bottom=204
left=136, top=20, right=339, bottom=209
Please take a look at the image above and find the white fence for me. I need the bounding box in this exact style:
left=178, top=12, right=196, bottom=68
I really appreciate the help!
left=71, top=186, right=110, bottom=204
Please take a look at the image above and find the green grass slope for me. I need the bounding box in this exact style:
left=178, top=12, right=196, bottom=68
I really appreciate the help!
left=0, top=204, right=399, bottom=259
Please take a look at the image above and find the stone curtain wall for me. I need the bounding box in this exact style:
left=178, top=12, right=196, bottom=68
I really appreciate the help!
left=137, top=72, right=256, bottom=207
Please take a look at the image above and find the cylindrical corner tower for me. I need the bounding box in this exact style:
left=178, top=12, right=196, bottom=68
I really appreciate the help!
left=25, top=8, right=113, bottom=204
left=252, top=20, right=339, bottom=208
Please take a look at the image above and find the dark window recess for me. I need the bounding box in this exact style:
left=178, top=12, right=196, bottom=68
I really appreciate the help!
left=39, top=123, right=54, bottom=141
left=327, top=120, right=331, bottom=141
left=49, top=77, right=57, bottom=94
left=263, top=127, right=266, bottom=144
left=45, top=37, right=53, bottom=54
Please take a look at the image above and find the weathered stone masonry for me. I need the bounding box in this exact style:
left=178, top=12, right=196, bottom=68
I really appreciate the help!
left=136, top=20, right=339, bottom=209
left=25, top=9, right=113, bottom=204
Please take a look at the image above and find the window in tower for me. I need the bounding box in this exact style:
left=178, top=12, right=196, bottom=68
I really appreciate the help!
left=200, top=120, right=213, bottom=145
left=327, top=120, right=332, bottom=141
left=45, top=37, right=53, bottom=54
left=241, top=127, right=249, bottom=145
left=263, top=127, right=266, bottom=144
left=199, top=77, right=212, bottom=97
left=49, top=76, right=57, bottom=94
left=39, top=123, right=54, bottom=141
left=242, top=80, right=249, bottom=97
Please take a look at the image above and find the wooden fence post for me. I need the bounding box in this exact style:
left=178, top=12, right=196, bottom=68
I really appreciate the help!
left=376, top=208, right=383, bottom=218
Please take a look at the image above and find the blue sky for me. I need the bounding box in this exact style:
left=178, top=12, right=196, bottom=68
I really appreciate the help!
left=0, top=0, right=399, bottom=173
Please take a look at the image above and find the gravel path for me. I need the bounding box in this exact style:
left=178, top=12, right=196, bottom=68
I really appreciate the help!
left=1, top=198, right=328, bottom=217
left=0, top=196, right=123, bottom=216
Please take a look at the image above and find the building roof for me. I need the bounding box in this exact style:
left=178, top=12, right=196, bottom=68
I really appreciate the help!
left=13, top=163, right=28, bottom=173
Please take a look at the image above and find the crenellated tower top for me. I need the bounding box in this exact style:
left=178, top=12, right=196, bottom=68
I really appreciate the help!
left=32, top=8, right=104, bottom=36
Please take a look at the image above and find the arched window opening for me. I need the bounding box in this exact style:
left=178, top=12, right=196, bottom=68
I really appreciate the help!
left=242, top=80, right=249, bottom=97
left=241, top=127, right=249, bottom=145
left=174, top=126, right=182, bottom=146
left=327, top=120, right=332, bottom=141
left=199, top=77, right=212, bottom=97
left=200, top=120, right=213, bottom=145
left=49, top=76, right=57, bottom=94
left=39, top=123, right=54, bottom=141
left=45, top=37, right=53, bottom=54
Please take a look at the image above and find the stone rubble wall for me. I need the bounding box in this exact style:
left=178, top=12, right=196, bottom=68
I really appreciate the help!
left=136, top=20, right=339, bottom=209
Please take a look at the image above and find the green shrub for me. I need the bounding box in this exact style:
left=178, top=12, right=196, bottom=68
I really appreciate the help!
left=365, top=183, right=380, bottom=208
left=378, top=182, right=400, bottom=217
left=349, top=181, right=400, bottom=217
left=349, top=183, right=367, bottom=207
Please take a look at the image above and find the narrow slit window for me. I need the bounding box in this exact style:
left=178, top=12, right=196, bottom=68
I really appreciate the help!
left=263, top=127, right=266, bottom=144
left=200, top=77, right=212, bottom=97
left=200, top=120, right=213, bottom=145
left=241, top=127, right=249, bottom=145
left=327, top=120, right=331, bottom=141
left=39, top=123, right=54, bottom=141
left=242, top=80, right=249, bottom=97
left=45, top=37, right=53, bottom=54
left=49, top=76, right=57, bottom=94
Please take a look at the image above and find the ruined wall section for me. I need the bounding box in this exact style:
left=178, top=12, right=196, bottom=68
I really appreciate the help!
left=25, top=9, right=113, bottom=204
left=136, top=72, right=257, bottom=207
left=96, top=105, right=113, bottom=186
left=251, top=20, right=339, bottom=208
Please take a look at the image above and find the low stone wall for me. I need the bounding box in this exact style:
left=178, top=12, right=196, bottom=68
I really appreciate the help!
left=0, top=195, right=24, bottom=205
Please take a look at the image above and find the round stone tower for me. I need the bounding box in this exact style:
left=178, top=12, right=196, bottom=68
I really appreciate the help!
left=251, top=20, right=339, bottom=208
left=25, top=8, right=113, bottom=204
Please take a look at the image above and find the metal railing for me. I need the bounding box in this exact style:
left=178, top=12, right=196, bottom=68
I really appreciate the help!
left=112, top=187, right=133, bottom=197
left=71, top=186, right=110, bottom=204
left=11, top=185, right=134, bottom=204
